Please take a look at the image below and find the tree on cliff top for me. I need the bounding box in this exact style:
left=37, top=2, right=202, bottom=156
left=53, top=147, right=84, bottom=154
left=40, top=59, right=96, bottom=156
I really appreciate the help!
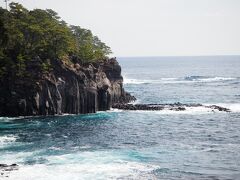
left=0, top=2, right=112, bottom=78
left=71, top=26, right=112, bottom=62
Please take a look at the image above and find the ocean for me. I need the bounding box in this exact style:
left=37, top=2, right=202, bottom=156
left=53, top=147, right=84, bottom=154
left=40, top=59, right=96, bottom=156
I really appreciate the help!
left=1, top=56, right=240, bottom=179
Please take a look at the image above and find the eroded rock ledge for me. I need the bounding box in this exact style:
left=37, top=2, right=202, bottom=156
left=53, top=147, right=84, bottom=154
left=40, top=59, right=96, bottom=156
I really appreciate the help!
left=112, top=103, right=231, bottom=112
left=0, top=58, right=135, bottom=117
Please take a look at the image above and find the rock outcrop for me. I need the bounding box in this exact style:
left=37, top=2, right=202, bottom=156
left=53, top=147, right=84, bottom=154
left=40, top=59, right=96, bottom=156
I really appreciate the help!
left=112, top=103, right=231, bottom=112
left=0, top=58, right=135, bottom=117
left=0, top=164, right=18, bottom=178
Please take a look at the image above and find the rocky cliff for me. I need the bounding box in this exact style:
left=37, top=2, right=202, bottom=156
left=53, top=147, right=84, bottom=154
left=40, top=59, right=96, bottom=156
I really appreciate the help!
left=0, top=58, right=135, bottom=117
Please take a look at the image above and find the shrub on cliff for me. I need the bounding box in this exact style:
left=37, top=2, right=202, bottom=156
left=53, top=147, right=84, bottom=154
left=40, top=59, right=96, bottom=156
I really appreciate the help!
left=0, top=2, right=111, bottom=78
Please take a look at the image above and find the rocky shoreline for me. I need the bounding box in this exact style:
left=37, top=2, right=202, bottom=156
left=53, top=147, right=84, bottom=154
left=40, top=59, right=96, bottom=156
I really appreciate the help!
left=112, top=102, right=231, bottom=112
left=0, top=56, right=231, bottom=116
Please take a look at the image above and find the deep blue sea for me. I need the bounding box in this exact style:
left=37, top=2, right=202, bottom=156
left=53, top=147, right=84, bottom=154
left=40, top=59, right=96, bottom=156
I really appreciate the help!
left=1, top=56, right=240, bottom=179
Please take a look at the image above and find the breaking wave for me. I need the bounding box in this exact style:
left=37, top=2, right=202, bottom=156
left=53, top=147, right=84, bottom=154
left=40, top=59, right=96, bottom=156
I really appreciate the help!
left=0, top=135, right=18, bottom=147
left=5, top=150, right=159, bottom=180
left=123, top=76, right=238, bottom=85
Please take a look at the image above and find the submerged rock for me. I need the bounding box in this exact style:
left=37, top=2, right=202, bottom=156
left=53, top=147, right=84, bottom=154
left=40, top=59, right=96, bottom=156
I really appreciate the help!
left=0, top=164, right=19, bottom=177
left=206, top=105, right=231, bottom=112
left=0, top=58, right=135, bottom=117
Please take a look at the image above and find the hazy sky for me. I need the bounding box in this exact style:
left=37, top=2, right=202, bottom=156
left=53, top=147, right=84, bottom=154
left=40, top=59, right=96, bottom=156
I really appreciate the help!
left=1, top=0, right=240, bottom=57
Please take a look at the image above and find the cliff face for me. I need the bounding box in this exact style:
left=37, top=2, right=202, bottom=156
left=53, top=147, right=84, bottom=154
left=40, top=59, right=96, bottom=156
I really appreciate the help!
left=0, top=58, right=135, bottom=117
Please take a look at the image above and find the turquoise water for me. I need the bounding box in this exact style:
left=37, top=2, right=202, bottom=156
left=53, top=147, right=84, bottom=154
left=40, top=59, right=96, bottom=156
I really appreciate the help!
left=1, top=56, right=240, bottom=179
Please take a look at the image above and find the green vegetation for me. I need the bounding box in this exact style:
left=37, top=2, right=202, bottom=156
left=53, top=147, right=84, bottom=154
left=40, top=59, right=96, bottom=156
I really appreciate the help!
left=0, top=2, right=112, bottom=78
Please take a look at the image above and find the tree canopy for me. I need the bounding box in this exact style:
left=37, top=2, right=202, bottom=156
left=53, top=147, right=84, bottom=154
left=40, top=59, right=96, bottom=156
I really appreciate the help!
left=0, top=2, right=112, bottom=78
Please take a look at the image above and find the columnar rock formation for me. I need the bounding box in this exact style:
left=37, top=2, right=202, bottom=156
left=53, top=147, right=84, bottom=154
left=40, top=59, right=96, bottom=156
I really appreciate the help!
left=0, top=58, right=135, bottom=117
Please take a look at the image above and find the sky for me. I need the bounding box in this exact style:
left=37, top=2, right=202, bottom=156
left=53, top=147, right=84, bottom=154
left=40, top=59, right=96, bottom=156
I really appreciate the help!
left=1, top=0, right=240, bottom=57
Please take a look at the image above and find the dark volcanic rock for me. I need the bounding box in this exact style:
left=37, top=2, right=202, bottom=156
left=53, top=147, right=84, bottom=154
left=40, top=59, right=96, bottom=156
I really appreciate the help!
left=112, top=103, right=230, bottom=112
left=0, top=163, right=19, bottom=177
left=0, top=58, right=135, bottom=116
left=206, top=105, right=231, bottom=112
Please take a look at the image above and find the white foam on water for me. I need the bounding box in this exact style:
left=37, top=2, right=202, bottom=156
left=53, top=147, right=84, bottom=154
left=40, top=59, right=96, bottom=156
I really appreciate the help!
left=6, top=151, right=159, bottom=180
left=0, top=117, right=24, bottom=122
left=157, top=106, right=214, bottom=115
left=7, top=162, right=157, bottom=180
left=132, top=99, right=142, bottom=105
left=123, top=78, right=153, bottom=84
left=144, top=107, right=214, bottom=115
left=0, top=135, right=18, bottom=147
left=61, top=113, right=75, bottom=116
left=182, top=106, right=220, bottom=114
left=48, top=147, right=62, bottom=151
left=0, top=150, right=40, bottom=165
left=108, top=108, right=123, bottom=112
left=197, top=77, right=236, bottom=82
left=123, top=77, right=182, bottom=84
left=78, top=145, right=92, bottom=149
left=126, top=106, right=230, bottom=115
left=204, top=103, right=240, bottom=113
left=123, top=76, right=237, bottom=85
